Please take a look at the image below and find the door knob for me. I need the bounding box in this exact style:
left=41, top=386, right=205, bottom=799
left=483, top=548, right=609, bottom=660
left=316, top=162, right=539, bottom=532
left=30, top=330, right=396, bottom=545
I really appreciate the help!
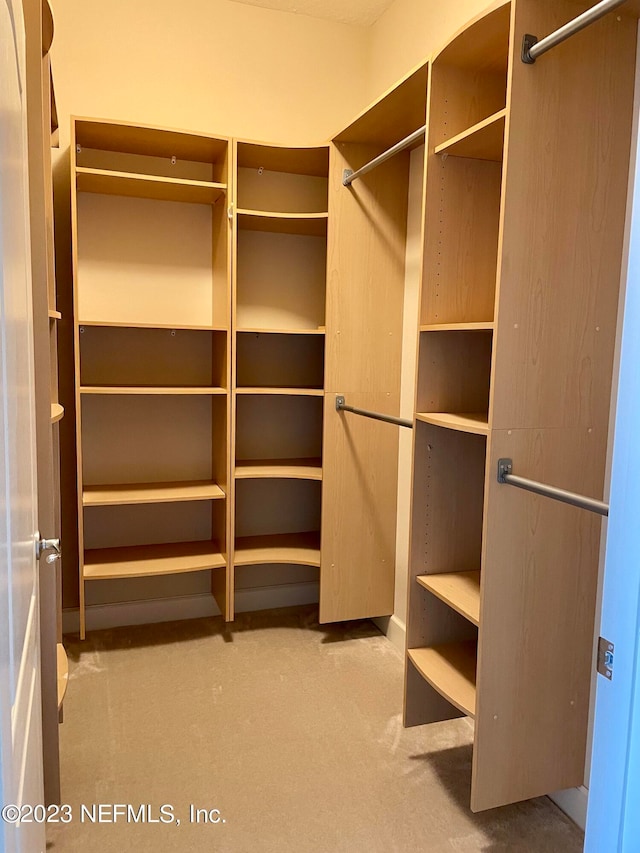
left=35, top=534, right=61, bottom=563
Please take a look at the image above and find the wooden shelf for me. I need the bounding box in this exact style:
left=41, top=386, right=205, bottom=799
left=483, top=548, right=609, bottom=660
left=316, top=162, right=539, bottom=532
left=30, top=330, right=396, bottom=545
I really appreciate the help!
left=235, top=458, right=322, bottom=481
left=237, top=209, right=328, bottom=237
left=80, top=385, right=226, bottom=395
left=78, top=320, right=227, bottom=332
left=435, top=110, right=506, bottom=162
left=235, top=387, right=324, bottom=397
left=83, top=480, right=225, bottom=507
left=48, top=309, right=62, bottom=320
left=408, top=642, right=477, bottom=718
left=56, top=644, right=68, bottom=710
left=420, top=322, right=494, bottom=332
left=234, top=531, right=321, bottom=567
left=84, top=540, right=225, bottom=580
left=415, top=412, right=489, bottom=435
left=237, top=327, right=326, bottom=336
left=50, top=403, right=64, bottom=423
left=76, top=167, right=226, bottom=205
left=417, top=571, right=480, bottom=626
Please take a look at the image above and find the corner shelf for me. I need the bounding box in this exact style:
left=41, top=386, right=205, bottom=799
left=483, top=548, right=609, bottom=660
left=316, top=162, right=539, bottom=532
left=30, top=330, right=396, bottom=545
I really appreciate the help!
left=79, top=320, right=227, bottom=332
left=234, top=458, right=322, bottom=481
left=417, top=572, right=480, bottom=626
left=435, top=109, right=506, bottom=162
left=235, top=387, right=324, bottom=397
left=415, top=412, right=489, bottom=435
left=48, top=309, right=62, bottom=320
left=76, top=167, right=227, bottom=205
left=234, top=531, right=321, bottom=567
left=79, top=385, right=226, bottom=395
left=237, top=327, right=325, bottom=335
left=408, top=642, right=477, bottom=718
left=83, top=481, right=225, bottom=506
left=83, top=540, right=226, bottom=580
left=50, top=403, right=64, bottom=423
left=237, top=209, right=328, bottom=237
left=420, top=322, right=494, bottom=332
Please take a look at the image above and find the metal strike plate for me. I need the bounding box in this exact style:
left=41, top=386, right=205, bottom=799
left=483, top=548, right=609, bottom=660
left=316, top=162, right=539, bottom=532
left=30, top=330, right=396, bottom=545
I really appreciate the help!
left=597, top=637, right=614, bottom=681
left=342, top=169, right=354, bottom=187
left=497, top=458, right=513, bottom=483
left=521, top=33, right=539, bottom=64
left=335, top=395, right=345, bottom=412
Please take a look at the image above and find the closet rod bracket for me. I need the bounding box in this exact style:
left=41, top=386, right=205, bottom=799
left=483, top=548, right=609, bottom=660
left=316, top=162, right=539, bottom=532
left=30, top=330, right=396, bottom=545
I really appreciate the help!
left=342, top=169, right=354, bottom=186
left=521, top=34, right=539, bottom=64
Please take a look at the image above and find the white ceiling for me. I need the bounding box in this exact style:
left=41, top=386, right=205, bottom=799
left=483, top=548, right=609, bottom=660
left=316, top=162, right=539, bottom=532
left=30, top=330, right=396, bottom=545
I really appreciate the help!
left=227, top=0, right=396, bottom=27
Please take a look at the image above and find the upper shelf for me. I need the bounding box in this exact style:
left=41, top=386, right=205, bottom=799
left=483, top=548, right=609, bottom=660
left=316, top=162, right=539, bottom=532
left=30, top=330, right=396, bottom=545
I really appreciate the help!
left=235, top=387, right=324, bottom=397
left=420, top=322, right=494, bottom=332
left=237, top=327, right=326, bottom=336
left=236, top=142, right=329, bottom=177
left=76, top=167, right=227, bottom=205
left=435, top=110, right=506, bottom=162
left=51, top=403, right=64, bottom=423
left=415, top=412, right=489, bottom=435
left=235, top=458, right=322, bottom=481
left=83, top=480, right=225, bottom=507
left=78, top=320, right=227, bottom=332
left=80, top=386, right=226, bottom=395
left=237, top=209, right=328, bottom=237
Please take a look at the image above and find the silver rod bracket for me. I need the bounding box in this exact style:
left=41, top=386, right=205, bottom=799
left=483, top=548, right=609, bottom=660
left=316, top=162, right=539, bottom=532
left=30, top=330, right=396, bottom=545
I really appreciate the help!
left=342, top=170, right=354, bottom=187
left=497, top=458, right=513, bottom=483
left=335, top=395, right=346, bottom=411
left=521, top=33, right=539, bottom=63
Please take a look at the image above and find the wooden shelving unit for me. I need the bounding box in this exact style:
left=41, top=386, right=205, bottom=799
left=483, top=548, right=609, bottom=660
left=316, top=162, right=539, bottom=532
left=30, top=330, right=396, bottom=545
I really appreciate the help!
left=405, top=0, right=639, bottom=814
left=71, top=117, right=232, bottom=637
left=230, top=141, right=329, bottom=618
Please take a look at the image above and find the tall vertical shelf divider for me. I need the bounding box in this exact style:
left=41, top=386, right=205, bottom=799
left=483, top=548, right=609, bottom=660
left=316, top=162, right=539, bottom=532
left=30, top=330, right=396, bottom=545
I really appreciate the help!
left=405, top=0, right=639, bottom=812
left=230, top=141, right=329, bottom=619
left=71, top=118, right=232, bottom=638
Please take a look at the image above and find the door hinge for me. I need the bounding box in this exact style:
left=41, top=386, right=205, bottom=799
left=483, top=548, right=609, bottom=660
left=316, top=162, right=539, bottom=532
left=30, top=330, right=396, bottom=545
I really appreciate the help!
left=597, top=636, right=614, bottom=681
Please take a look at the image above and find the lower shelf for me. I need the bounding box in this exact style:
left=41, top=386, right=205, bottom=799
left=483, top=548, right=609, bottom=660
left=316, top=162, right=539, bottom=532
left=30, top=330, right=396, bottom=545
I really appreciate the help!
left=56, top=644, right=68, bottom=710
left=408, top=642, right=477, bottom=718
left=83, top=541, right=225, bottom=580
left=234, top=458, right=322, bottom=480
left=51, top=403, right=64, bottom=423
left=234, top=531, right=321, bottom=567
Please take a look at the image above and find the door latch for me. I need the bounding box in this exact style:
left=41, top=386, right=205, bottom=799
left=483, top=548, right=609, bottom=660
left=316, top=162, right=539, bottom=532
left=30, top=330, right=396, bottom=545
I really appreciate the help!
left=35, top=534, right=61, bottom=564
left=597, top=636, right=614, bottom=681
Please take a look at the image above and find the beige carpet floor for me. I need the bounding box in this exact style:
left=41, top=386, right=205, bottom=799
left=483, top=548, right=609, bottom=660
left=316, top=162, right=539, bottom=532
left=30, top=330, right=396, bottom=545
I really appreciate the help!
left=46, top=607, right=584, bottom=853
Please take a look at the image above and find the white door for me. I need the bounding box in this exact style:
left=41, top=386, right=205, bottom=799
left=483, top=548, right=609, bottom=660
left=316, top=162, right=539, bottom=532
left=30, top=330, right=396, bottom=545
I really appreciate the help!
left=0, top=1, right=46, bottom=851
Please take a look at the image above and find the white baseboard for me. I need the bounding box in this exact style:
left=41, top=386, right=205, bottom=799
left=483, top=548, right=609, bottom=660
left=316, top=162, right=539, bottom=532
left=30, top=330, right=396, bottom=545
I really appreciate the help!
left=549, top=785, right=588, bottom=830
left=62, top=582, right=320, bottom=634
left=372, top=614, right=406, bottom=654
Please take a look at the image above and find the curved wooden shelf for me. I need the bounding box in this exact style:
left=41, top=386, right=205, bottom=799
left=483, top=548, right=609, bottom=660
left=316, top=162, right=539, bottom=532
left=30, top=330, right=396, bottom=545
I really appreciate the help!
left=80, top=386, right=226, bottom=395
left=235, top=458, right=322, bottom=481
left=76, top=167, right=226, bottom=205
left=234, top=531, right=321, bottom=567
left=78, top=320, right=227, bottom=332
left=417, top=572, right=480, bottom=626
left=237, top=209, right=328, bottom=237
left=415, top=412, right=489, bottom=435
left=237, top=327, right=325, bottom=336
left=83, top=481, right=225, bottom=507
left=57, top=644, right=68, bottom=710
left=48, top=309, right=62, bottom=320
left=235, top=387, right=323, bottom=397
left=50, top=403, right=64, bottom=423
left=83, top=541, right=225, bottom=580
left=408, top=642, right=477, bottom=718
left=420, top=322, right=494, bottom=332
left=435, top=110, right=506, bottom=162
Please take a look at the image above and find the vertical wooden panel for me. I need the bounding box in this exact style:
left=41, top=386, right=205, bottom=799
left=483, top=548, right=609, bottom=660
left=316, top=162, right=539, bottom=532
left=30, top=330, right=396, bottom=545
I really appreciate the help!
left=321, top=140, right=412, bottom=622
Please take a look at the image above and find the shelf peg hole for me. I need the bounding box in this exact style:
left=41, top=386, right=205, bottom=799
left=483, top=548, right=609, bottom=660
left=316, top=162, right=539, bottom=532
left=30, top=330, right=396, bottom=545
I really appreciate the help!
left=258, top=166, right=264, bottom=176
left=170, top=155, right=177, bottom=166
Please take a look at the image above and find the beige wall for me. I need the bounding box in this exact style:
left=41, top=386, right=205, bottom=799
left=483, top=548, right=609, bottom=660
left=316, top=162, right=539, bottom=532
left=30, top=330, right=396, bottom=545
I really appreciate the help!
left=49, top=0, right=370, bottom=148
left=367, top=0, right=491, bottom=98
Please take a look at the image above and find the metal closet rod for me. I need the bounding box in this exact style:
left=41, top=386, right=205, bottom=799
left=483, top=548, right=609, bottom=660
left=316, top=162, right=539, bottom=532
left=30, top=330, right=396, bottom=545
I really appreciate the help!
left=522, top=0, right=628, bottom=63
left=335, top=396, right=413, bottom=429
left=342, top=126, right=426, bottom=187
left=497, top=459, right=609, bottom=516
